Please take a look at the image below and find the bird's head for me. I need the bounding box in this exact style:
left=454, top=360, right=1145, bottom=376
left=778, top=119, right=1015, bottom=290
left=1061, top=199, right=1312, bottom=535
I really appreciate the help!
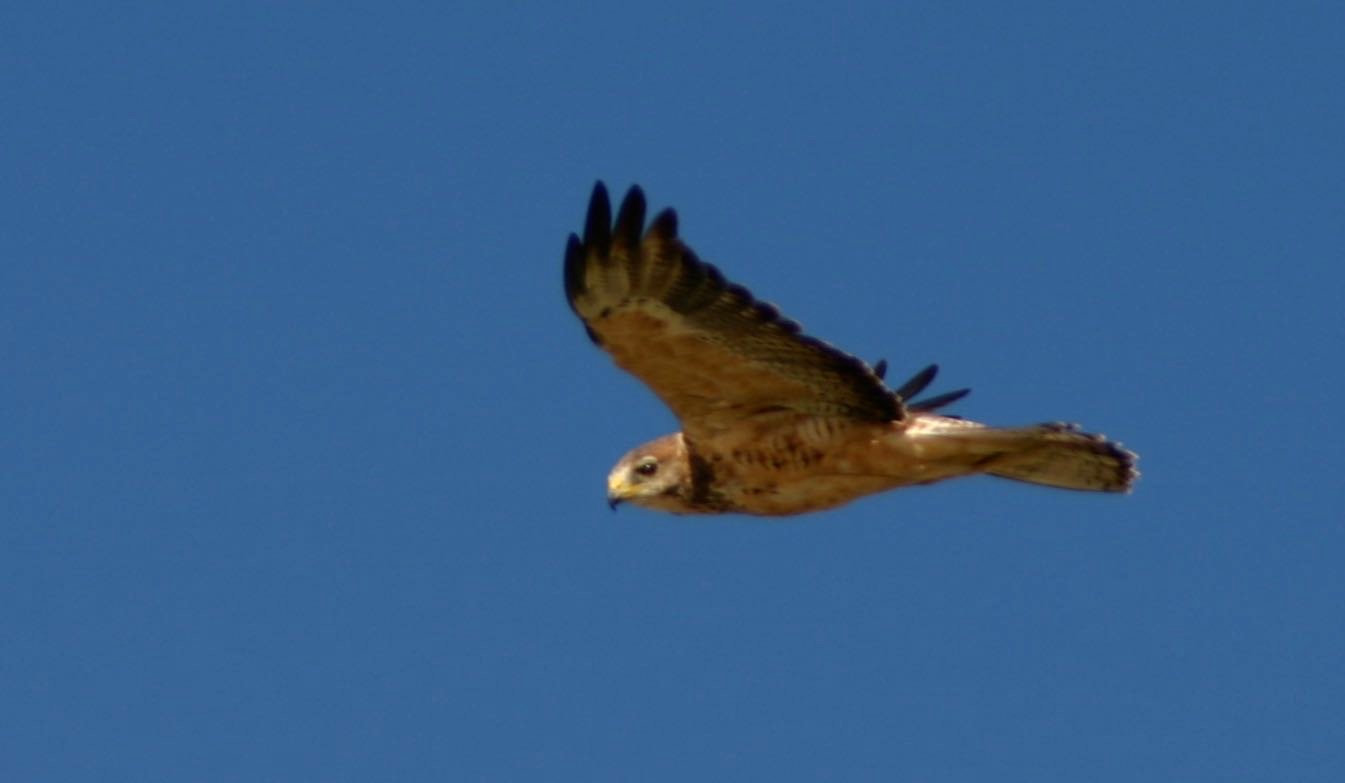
left=606, top=433, right=692, bottom=513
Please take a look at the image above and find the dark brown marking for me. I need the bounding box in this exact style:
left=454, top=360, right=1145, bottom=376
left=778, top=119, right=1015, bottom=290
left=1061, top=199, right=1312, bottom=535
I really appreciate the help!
left=687, top=451, right=730, bottom=511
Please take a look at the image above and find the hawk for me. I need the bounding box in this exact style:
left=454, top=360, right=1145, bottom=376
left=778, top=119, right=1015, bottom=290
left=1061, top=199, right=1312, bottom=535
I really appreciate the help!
left=565, top=182, right=1137, bottom=516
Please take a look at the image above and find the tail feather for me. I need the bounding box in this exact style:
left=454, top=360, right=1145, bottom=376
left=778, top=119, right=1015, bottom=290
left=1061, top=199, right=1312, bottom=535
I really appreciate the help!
left=910, top=418, right=1138, bottom=493
left=982, top=423, right=1137, bottom=492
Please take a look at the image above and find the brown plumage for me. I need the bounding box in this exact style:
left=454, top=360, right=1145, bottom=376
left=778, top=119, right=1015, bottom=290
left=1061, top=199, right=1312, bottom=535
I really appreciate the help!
left=565, top=182, right=1138, bottom=516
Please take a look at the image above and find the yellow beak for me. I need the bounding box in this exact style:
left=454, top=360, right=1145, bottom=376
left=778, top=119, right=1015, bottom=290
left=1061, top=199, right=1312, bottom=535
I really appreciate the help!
left=606, top=474, right=632, bottom=510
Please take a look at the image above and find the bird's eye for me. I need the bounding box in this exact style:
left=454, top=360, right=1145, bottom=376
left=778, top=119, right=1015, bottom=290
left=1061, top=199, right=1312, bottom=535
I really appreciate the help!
left=635, top=459, right=658, bottom=477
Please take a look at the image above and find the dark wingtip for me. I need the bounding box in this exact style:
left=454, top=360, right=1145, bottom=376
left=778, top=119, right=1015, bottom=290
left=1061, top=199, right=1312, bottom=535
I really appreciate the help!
left=647, top=207, right=679, bottom=239
left=893, top=363, right=939, bottom=401
left=873, top=359, right=888, bottom=380
left=889, top=363, right=970, bottom=412
left=909, top=387, right=971, bottom=412
left=613, top=185, right=647, bottom=249
left=583, top=181, right=612, bottom=255
left=563, top=234, right=586, bottom=307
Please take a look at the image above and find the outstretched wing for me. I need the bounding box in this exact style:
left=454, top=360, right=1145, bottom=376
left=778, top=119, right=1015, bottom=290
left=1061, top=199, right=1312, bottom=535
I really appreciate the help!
left=565, top=182, right=903, bottom=441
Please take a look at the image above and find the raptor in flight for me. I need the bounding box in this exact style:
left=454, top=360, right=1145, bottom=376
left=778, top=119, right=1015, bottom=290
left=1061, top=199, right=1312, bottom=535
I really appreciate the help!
left=565, top=183, right=1137, bottom=516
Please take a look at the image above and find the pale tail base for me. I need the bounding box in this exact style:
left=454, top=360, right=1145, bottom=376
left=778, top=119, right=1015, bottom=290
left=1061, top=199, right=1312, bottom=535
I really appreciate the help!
left=909, top=417, right=1138, bottom=493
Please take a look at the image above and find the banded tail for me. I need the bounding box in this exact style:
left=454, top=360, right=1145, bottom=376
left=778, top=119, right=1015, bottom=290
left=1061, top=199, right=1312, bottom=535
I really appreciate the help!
left=909, top=416, right=1138, bottom=493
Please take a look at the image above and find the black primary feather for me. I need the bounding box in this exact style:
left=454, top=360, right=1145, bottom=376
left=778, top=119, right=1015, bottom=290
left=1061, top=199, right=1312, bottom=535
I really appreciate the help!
left=893, top=364, right=939, bottom=401
left=612, top=185, right=646, bottom=251
left=582, top=182, right=612, bottom=255
left=909, top=387, right=971, bottom=412
left=891, top=363, right=970, bottom=412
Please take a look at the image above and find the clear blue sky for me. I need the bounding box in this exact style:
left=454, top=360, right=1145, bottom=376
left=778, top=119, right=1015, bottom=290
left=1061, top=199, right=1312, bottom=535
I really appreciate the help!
left=4, top=3, right=1343, bottom=780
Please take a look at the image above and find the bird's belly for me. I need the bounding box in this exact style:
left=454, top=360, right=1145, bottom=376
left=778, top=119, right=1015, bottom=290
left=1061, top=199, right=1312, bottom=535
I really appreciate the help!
left=723, top=473, right=903, bottom=515
left=713, top=423, right=976, bottom=516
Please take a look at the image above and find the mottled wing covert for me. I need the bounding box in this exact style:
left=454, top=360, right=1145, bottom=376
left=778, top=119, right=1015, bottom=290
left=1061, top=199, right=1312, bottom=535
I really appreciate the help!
left=565, top=182, right=902, bottom=440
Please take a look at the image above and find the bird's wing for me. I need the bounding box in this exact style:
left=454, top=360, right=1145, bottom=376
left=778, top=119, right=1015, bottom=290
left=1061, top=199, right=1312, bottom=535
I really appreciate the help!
left=565, top=182, right=904, bottom=442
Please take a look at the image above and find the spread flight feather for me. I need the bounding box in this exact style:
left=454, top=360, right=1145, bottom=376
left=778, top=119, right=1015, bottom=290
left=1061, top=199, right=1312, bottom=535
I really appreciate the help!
left=565, top=182, right=1137, bottom=516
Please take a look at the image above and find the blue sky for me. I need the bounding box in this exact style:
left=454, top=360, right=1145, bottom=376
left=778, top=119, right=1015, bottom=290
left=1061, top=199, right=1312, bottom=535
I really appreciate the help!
left=4, top=3, right=1343, bottom=780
